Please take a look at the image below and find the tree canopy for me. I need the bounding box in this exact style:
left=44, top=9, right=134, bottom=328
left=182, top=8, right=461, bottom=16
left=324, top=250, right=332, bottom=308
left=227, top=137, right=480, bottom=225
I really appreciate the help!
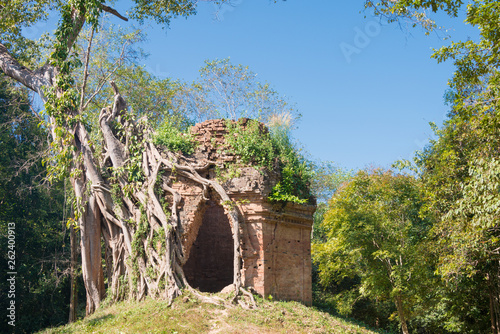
left=314, top=169, right=431, bottom=334
left=360, top=1, right=500, bottom=332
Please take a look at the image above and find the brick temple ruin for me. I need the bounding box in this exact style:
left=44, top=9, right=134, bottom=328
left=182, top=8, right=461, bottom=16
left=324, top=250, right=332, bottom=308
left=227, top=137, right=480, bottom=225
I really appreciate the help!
left=169, top=119, right=315, bottom=305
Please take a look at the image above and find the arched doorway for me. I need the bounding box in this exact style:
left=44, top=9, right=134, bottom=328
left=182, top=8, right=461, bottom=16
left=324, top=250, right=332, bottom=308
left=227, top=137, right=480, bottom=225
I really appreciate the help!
left=183, top=200, right=234, bottom=292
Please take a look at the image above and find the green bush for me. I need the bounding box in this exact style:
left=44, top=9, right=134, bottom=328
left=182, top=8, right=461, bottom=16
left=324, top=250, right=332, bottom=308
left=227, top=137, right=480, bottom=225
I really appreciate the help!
left=225, top=119, right=276, bottom=167
left=269, top=123, right=312, bottom=204
left=225, top=119, right=312, bottom=204
left=153, top=119, right=196, bottom=155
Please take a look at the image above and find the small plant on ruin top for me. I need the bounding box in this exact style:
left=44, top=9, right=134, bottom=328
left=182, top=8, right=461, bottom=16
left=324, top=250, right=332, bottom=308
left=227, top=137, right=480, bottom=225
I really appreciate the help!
left=154, top=119, right=197, bottom=155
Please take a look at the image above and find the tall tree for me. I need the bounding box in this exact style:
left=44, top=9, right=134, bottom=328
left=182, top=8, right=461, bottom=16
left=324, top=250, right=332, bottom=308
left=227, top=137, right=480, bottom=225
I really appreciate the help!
left=365, top=1, right=500, bottom=332
left=0, top=73, right=73, bottom=333
left=176, top=58, right=300, bottom=124
left=313, top=169, right=433, bottom=334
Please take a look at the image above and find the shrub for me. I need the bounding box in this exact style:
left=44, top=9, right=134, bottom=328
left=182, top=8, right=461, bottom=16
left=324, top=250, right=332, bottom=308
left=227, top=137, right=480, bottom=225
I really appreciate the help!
left=225, top=119, right=276, bottom=168
left=225, top=118, right=312, bottom=204
left=153, top=119, right=196, bottom=155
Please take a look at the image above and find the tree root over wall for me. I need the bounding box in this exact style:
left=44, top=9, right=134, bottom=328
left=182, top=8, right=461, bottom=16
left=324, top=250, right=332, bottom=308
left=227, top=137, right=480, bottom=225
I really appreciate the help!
left=81, top=82, right=255, bottom=312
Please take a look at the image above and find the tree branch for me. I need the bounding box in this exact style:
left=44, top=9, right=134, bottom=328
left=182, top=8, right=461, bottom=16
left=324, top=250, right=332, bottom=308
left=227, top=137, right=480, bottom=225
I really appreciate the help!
left=82, top=38, right=131, bottom=111
left=0, top=43, right=52, bottom=97
left=79, top=28, right=95, bottom=111
left=100, top=4, right=128, bottom=21
left=65, top=7, right=86, bottom=53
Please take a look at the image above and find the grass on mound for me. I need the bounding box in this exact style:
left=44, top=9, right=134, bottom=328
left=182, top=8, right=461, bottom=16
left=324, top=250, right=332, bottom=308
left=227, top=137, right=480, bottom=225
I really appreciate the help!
left=38, top=292, right=387, bottom=334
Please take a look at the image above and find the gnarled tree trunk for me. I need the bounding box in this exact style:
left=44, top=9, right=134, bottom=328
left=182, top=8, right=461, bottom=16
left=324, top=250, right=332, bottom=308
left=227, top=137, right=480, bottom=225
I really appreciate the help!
left=0, top=6, right=250, bottom=311
left=92, top=88, right=247, bottom=305
left=78, top=193, right=105, bottom=314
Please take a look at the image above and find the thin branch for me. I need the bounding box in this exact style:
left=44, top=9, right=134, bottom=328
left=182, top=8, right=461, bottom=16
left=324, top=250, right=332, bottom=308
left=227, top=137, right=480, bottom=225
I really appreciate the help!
left=79, top=28, right=95, bottom=112
left=100, top=4, right=128, bottom=21
left=81, top=39, right=131, bottom=111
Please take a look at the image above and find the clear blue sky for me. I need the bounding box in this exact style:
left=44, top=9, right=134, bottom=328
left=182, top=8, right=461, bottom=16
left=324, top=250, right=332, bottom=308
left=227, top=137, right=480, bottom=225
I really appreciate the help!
left=119, top=1, right=477, bottom=170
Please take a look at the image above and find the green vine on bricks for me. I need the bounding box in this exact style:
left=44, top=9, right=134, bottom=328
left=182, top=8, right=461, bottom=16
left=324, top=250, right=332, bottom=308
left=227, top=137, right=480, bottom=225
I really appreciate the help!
left=215, top=163, right=242, bottom=183
left=225, top=119, right=275, bottom=168
left=225, top=119, right=312, bottom=204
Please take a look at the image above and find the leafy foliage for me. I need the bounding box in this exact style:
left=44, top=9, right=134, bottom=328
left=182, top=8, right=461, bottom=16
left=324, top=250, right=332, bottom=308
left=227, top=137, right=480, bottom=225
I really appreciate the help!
left=313, top=169, right=433, bottom=333
left=364, top=0, right=463, bottom=34
left=0, top=74, right=80, bottom=333
left=364, top=1, right=500, bottom=331
left=411, top=111, right=500, bottom=332
left=268, top=118, right=312, bottom=204
left=129, top=0, right=198, bottom=26
left=0, top=0, right=59, bottom=63
left=225, top=119, right=276, bottom=168
left=225, top=118, right=312, bottom=204
left=153, top=118, right=196, bottom=155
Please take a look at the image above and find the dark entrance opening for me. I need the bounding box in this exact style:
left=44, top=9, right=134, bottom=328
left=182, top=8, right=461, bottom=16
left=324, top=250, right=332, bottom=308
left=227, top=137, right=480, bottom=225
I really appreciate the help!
left=183, top=200, right=234, bottom=292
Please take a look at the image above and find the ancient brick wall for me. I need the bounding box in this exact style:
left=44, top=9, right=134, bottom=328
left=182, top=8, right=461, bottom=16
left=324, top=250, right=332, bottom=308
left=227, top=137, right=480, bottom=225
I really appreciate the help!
left=236, top=198, right=314, bottom=305
left=172, top=119, right=315, bottom=305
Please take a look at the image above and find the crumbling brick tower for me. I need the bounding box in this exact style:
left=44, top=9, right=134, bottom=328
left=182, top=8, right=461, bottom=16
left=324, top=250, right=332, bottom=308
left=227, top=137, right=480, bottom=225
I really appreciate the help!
left=170, top=119, right=315, bottom=305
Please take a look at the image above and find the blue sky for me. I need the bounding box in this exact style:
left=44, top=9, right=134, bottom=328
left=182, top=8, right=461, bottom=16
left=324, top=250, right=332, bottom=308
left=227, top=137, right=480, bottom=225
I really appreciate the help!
left=114, top=2, right=477, bottom=170
left=124, top=0, right=479, bottom=171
